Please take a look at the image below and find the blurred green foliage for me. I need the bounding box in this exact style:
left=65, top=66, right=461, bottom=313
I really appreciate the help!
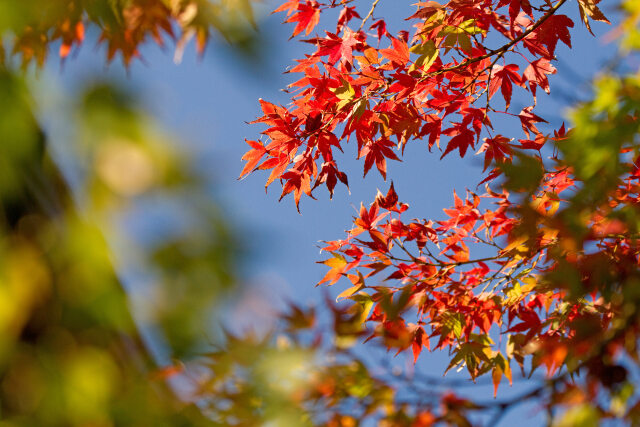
left=0, top=1, right=265, bottom=424
left=0, top=68, right=239, bottom=424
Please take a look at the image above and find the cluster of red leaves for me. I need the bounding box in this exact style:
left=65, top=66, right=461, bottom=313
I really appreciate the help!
left=316, top=130, right=640, bottom=393
left=242, top=0, right=627, bottom=400
left=320, top=176, right=579, bottom=389
left=242, top=0, right=607, bottom=212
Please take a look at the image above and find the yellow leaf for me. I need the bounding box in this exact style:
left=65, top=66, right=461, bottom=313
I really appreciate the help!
left=503, top=234, right=529, bottom=253
left=336, top=284, right=362, bottom=301
left=319, top=255, right=348, bottom=285
left=409, top=40, right=439, bottom=72
left=330, top=78, right=355, bottom=110
left=323, top=256, right=347, bottom=269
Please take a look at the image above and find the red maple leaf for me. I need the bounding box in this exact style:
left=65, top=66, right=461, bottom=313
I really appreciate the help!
left=533, top=14, right=574, bottom=58
left=313, top=161, right=348, bottom=197
left=380, top=37, right=410, bottom=66
left=360, top=138, right=400, bottom=179
left=421, top=114, right=443, bottom=150
left=497, top=0, right=533, bottom=27
left=489, top=64, right=523, bottom=110
left=518, top=106, right=548, bottom=138
left=476, top=135, right=513, bottom=171
left=240, top=139, right=268, bottom=178
left=370, top=19, right=388, bottom=42
left=273, top=0, right=301, bottom=15
left=280, top=169, right=313, bottom=211
left=441, top=125, right=475, bottom=158
left=312, top=29, right=360, bottom=65
left=523, top=58, right=557, bottom=100
left=337, top=6, right=361, bottom=30
left=280, top=0, right=321, bottom=38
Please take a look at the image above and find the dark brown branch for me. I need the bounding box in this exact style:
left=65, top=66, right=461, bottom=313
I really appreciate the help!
left=426, top=0, right=569, bottom=78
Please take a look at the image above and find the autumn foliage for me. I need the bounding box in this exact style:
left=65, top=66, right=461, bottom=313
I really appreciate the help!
left=241, top=0, right=592, bottom=207
left=1, top=0, right=255, bottom=67
left=2, top=0, right=640, bottom=425
left=239, top=0, right=640, bottom=424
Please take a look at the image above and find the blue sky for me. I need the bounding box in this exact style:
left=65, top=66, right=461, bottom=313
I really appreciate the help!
left=37, top=1, right=619, bottom=424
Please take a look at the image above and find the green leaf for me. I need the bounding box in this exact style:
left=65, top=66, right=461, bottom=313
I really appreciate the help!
left=409, top=40, right=439, bottom=72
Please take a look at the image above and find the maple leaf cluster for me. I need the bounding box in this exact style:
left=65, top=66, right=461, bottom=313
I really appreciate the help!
left=241, top=0, right=640, bottom=419
left=242, top=0, right=609, bottom=212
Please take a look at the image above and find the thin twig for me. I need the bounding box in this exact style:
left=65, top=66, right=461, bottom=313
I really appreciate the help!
left=359, top=0, right=382, bottom=32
